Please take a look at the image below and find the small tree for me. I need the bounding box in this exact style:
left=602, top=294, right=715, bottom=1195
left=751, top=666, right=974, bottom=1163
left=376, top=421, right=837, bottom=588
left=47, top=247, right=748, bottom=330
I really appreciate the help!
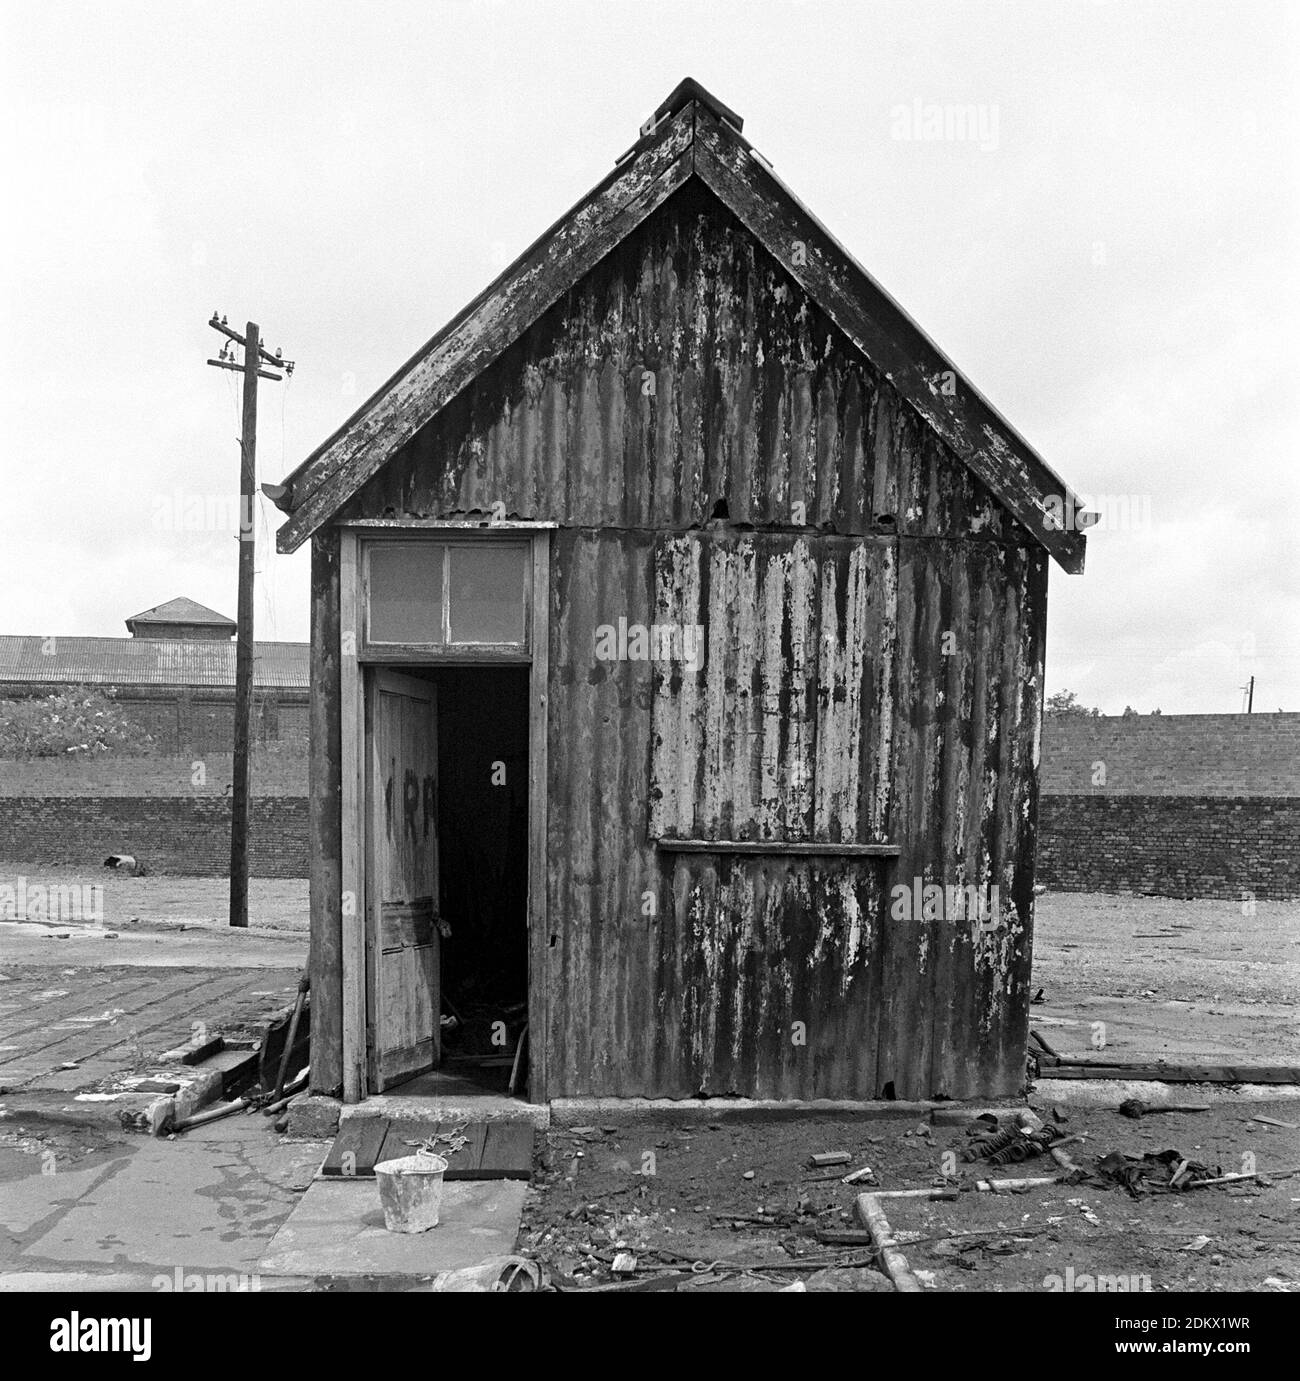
left=1044, top=689, right=1101, bottom=718
left=0, top=688, right=155, bottom=757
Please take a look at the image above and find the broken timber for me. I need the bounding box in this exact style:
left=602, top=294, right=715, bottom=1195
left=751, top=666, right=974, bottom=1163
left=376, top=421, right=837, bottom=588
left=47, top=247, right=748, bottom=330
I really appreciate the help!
left=1034, top=1058, right=1300, bottom=1084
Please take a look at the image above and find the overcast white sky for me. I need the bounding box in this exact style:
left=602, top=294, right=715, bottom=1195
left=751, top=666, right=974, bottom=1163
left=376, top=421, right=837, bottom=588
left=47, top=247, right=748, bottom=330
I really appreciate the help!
left=3, top=0, right=1297, bottom=713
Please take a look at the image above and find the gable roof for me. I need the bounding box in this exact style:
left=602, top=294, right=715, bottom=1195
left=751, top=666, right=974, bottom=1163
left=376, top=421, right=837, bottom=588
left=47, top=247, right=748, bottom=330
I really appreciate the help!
left=125, top=596, right=236, bottom=633
left=272, top=79, right=1087, bottom=573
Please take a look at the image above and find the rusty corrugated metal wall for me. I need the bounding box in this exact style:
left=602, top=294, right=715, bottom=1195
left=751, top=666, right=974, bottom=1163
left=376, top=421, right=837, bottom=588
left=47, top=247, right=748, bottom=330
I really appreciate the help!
left=343, top=180, right=1048, bottom=1100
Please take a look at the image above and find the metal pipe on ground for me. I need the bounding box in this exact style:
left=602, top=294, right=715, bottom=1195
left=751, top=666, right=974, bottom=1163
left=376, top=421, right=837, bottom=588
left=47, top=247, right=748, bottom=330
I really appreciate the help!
left=172, top=1097, right=253, bottom=1134
left=855, top=1194, right=924, bottom=1292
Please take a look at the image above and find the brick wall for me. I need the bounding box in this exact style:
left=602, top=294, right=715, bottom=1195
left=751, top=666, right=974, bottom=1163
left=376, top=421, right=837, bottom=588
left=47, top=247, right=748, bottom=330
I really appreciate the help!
left=0, top=797, right=309, bottom=878
left=0, top=753, right=308, bottom=798
left=1041, top=712, right=1300, bottom=796
left=1037, top=795, right=1300, bottom=900
left=1036, top=714, right=1300, bottom=898
left=1, top=711, right=1294, bottom=893
left=0, top=747, right=310, bottom=878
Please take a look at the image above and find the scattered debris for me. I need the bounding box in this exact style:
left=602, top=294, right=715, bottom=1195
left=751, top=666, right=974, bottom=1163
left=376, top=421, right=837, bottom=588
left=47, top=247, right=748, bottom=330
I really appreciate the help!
left=804, top=1265, right=893, bottom=1292
left=1118, top=1098, right=1210, bottom=1119
left=1184, top=1165, right=1300, bottom=1190
left=1080, top=1149, right=1222, bottom=1197
left=962, top=1121, right=1068, bottom=1166
left=429, top=1257, right=544, bottom=1292
left=815, top=1228, right=877, bottom=1246
left=103, top=854, right=148, bottom=876
left=807, top=1151, right=851, bottom=1168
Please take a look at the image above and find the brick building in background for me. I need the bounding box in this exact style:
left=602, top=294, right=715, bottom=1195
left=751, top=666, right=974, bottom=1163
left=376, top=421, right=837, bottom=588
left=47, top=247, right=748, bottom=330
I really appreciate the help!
left=0, top=596, right=308, bottom=754
left=0, top=598, right=308, bottom=876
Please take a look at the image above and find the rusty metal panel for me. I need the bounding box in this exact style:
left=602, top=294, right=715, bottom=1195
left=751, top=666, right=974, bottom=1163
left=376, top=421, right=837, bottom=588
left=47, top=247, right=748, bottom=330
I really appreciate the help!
left=879, top=538, right=1047, bottom=1101
left=649, top=533, right=895, bottom=845
left=542, top=529, right=1043, bottom=1100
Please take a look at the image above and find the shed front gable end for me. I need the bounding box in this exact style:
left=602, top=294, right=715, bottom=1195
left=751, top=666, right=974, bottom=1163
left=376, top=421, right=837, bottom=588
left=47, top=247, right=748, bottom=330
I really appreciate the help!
left=276, top=88, right=1086, bottom=572
left=340, top=182, right=1023, bottom=547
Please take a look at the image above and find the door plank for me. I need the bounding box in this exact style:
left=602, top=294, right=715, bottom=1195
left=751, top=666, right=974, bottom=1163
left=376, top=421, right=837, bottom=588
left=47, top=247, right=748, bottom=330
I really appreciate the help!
left=367, top=670, right=441, bottom=1091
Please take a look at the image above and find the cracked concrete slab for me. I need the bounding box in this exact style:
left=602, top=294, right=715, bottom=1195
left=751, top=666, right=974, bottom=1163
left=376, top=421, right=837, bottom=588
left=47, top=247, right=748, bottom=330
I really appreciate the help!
left=1, top=1118, right=327, bottom=1281
left=258, top=1180, right=527, bottom=1278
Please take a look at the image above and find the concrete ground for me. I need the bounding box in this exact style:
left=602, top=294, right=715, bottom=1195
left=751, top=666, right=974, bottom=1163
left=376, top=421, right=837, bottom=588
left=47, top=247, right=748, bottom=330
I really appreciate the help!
left=1032, top=893, right=1298, bottom=1066
left=0, top=1113, right=325, bottom=1291
left=0, top=863, right=309, bottom=933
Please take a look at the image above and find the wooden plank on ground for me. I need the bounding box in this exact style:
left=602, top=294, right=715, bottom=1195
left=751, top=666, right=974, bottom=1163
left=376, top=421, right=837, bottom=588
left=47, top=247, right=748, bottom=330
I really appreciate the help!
left=478, top=1121, right=536, bottom=1180
left=379, top=1119, right=487, bottom=1178
left=322, top=1118, right=390, bottom=1177
left=1041, top=1064, right=1300, bottom=1084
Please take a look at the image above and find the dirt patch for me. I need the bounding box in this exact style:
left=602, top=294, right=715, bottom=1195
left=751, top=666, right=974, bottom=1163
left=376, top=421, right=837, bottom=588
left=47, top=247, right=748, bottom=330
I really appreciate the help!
left=518, top=1100, right=1300, bottom=1292
left=519, top=1114, right=907, bottom=1290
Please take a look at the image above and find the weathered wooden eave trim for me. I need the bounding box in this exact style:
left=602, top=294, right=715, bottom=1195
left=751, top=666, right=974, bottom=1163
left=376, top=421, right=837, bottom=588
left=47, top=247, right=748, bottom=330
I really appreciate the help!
left=691, top=105, right=1086, bottom=575
left=275, top=104, right=699, bottom=555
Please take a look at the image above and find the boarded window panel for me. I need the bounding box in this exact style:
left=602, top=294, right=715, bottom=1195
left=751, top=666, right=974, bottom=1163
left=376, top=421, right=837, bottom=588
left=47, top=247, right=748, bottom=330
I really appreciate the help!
left=367, top=543, right=445, bottom=644
left=448, top=544, right=527, bottom=644
left=650, top=533, right=893, bottom=843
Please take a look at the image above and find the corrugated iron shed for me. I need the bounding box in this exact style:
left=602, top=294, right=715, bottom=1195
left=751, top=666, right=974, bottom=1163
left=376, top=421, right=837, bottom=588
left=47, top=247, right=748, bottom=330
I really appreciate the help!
left=287, top=80, right=1081, bottom=1104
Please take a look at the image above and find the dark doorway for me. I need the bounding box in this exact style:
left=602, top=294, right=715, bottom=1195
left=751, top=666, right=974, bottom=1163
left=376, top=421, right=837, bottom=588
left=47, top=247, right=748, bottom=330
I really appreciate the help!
left=400, top=665, right=530, bottom=1095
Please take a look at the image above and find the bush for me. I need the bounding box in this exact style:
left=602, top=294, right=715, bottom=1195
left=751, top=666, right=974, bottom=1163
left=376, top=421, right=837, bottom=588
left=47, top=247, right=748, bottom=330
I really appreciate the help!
left=0, top=688, right=155, bottom=757
left=1045, top=690, right=1101, bottom=718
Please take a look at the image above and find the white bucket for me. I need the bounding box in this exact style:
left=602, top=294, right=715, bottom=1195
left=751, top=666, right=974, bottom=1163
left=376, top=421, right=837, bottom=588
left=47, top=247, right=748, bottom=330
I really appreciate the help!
left=374, top=1153, right=449, bottom=1233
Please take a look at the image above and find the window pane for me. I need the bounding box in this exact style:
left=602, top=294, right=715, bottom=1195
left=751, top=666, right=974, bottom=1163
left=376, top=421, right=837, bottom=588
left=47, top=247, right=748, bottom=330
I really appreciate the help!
left=448, top=544, right=526, bottom=644
left=367, top=543, right=444, bottom=643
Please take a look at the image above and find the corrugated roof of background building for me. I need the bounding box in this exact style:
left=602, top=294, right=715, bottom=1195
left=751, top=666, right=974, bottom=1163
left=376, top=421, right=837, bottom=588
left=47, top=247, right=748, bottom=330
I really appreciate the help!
left=0, top=635, right=309, bottom=689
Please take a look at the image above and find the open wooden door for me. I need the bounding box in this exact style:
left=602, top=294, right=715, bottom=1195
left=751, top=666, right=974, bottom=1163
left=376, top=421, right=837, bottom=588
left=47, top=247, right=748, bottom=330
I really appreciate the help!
left=365, top=669, right=440, bottom=1092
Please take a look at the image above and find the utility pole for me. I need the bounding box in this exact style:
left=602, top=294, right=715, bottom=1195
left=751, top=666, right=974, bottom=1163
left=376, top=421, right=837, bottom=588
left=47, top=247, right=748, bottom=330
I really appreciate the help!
left=207, top=314, right=293, bottom=926
left=1245, top=675, right=1255, bottom=714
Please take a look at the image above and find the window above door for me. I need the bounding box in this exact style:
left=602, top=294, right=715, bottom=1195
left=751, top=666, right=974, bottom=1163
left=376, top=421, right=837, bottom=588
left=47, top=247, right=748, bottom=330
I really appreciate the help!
left=362, top=537, right=530, bottom=656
